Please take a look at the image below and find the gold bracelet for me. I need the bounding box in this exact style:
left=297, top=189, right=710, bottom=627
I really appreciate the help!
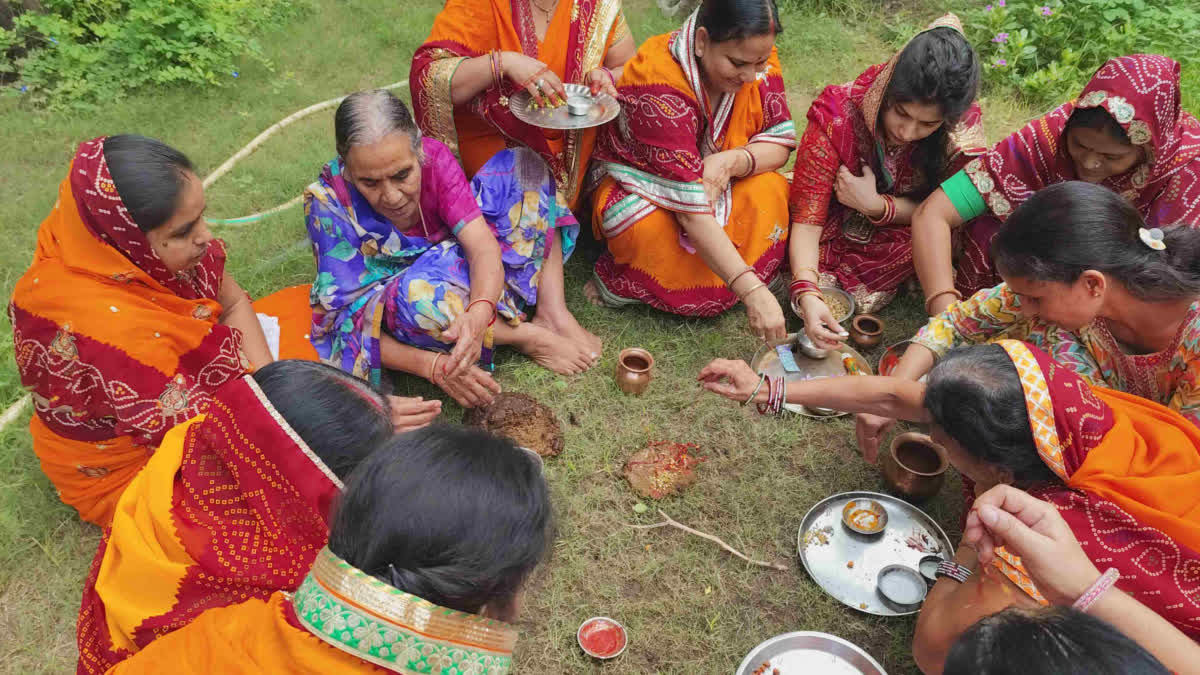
left=725, top=266, right=756, bottom=289
left=427, top=353, right=444, bottom=382
left=738, top=281, right=767, bottom=300
left=923, top=289, right=963, bottom=315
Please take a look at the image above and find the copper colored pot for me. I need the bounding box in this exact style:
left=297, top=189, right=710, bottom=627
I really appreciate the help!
left=880, top=432, right=949, bottom=503
left=615, top=348, right=654, bottom=395
left=849, top=314, right=884, bottom=350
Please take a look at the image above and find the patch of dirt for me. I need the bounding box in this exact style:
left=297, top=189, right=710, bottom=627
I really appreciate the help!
left=463, top=392, right=564, bottom=457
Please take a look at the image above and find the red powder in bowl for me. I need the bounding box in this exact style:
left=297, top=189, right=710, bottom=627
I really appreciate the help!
left=578, top=618, right=626, bottom=657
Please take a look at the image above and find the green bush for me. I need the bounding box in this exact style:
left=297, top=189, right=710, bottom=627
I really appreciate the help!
left=2, top=0, right=304, bottom=108
left=963, top=0, right=1200, bottom=112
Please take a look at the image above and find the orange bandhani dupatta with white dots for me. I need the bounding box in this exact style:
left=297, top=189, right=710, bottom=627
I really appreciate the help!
left=992, top=340, right=1200, bottom=640
left=9, top=137, right=248, bottom=527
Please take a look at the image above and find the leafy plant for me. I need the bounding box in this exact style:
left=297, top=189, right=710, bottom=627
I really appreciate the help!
left=2, top=0, right=305, bottom=108
left=963, top=0, right=1200, bottom=112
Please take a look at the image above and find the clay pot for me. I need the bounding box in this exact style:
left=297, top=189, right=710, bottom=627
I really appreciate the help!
left=615, top=348, right=654, bottom=395
left=849, top=314, right=885, bottom=350
left=880, top=432, right=949, bottom=503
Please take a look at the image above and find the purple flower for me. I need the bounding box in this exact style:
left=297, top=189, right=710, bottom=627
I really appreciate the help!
left=995, top=58, right=1008, bottom=67
left=231, top=71, right=239, bottom=78
left=998, top=0, right=1005, bottom=6
left=985, top=3, right=993, bottom=10
left=992, top=32, right=1009, bottom=43
left=19, top=85, right=27, bottom=92
left=1042, top=5, right=1053, bottom=15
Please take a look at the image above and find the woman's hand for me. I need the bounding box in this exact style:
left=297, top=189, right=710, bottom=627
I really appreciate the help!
left=799, top=293, right=847, bottom=349
left=744, top=285, right=787, bottom=342
left=701, top=150, right=745, bottom=206
left=441, top=302, right=494, bottom=378
left=697, top=358, right=763, bottom=403
left=854, top=412, right=895, bottom=464
left=964, top=484, right=1100, bottom=606
left=834, top=164, right=884, bottom=218
left=386, top=396, right=442, bottom=433
left=503, top=52, right=566, bottom=108
left=585, top=67, right=617, bottom=98
left=435, top=364, right=503, bottom=409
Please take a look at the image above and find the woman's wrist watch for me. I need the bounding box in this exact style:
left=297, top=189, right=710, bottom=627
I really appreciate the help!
left=935, top=560, right=973, bottom=584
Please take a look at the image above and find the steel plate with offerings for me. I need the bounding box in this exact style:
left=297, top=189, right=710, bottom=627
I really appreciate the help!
left=509, top=83, right=620, bottom=130
left=749, top=334, right=873, bottom=418
left=797, top=491, right=953, bottom=616
left=736, top=631, right=887, bottom=675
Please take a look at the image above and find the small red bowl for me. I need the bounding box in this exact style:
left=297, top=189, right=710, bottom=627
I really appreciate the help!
left=577, top=616, right=628, bottom=659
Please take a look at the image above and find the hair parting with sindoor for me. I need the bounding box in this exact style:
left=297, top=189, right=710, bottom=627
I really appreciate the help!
left=882, top=27, right=980, bottom=198
left=103, top=134, right=195, bottom=233
left=329, top=425, right=553, bottom=621
left=696, top=0, right=783, bottom=43
left=334, top=89, right=422, bottom=159
left=924, top=345, right=1057, bottom=487
left=251, top=359, right=393, bottom=480
left=992, top=181, right=1200, bottom=301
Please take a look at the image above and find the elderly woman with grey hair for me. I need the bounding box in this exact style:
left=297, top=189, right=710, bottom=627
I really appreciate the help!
left=305, top=89, right=600, bottom=407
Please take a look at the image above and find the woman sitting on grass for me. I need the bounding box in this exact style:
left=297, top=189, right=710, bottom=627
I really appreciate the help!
left=859, top=180, right=1200, bottom=460
left=789, top=13, right=983, bottom=340
left=10, top=135, right=273, bottom=527
left=108, top=424, right=553, bottom=674
left=698, top=340, right=1200, bottom=670
left=913, top=54, right=1200, bottom=315
left=307, top=90, right=600, bottom=409
left=586, top=0, right=796, bottom=338
left=76, top=360, right=432, bottom=674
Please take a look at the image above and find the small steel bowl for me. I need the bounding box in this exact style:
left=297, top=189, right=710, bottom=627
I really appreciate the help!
left=918, top=555, right=944, bottom=584
left=566, top=98, right=592, bottom=116
left=795, top=331, right=829, bottom=360
left=790, top=286, right=856, bottom=325
left=841, top=498, right=888, bottom=535
left=577, top=616, right=628, bottom=660
left=876, top=564, right=928, bottom=611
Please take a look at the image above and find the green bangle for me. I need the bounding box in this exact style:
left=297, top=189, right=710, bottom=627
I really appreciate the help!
left=743, top=373, right=767, bottom=407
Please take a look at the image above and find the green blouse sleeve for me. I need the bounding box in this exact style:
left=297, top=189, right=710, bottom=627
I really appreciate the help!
left=940, top=169, right=988, bottom=222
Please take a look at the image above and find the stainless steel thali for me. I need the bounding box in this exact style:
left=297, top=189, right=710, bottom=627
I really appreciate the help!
left=797, top=491, right=953, bottom=616
left=749, top=334, right=873, bottom=418
left=509, top=83, right=619, bottom=130
left=735, top=631, right=887, bottom=675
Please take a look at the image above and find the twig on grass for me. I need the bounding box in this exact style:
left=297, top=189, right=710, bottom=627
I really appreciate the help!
left=629, top=509, right=789, bottom=571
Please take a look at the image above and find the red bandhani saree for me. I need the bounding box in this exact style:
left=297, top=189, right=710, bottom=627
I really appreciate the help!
left=75, top=375, right=344, bottom=674
left=10, top=137, right=248, bottom=526
left=588, top=9, right=796, bottom=316
left=990, top=340, right=1200, bottom=640
left=788, top=14, right=986, bottom=313
left=410, top=0, right=629, bottom=209
left=958, top=54, right=1200, bottom=293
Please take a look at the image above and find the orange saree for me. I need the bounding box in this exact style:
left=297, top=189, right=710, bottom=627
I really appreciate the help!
left=411, top=0, right=629, bottom=209
left=10, top=138, right=248, bottom=527
left=76, top=374, right=342, bottom=674
left=589, top=12, right=796, bottom=316
left=990, top=340, right=1200, bottom=639
left=108, top=548, right=520, bottom=675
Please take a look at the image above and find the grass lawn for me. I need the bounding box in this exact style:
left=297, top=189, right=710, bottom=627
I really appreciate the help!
left=0, top=0, right=1130, bottom=672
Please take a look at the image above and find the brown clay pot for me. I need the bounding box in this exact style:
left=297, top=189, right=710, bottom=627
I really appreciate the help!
left=849, top=314, right=885, bottom=350
left=880, top=432, right=949, bottom=503
left=615, top=348, right=654, bottom=395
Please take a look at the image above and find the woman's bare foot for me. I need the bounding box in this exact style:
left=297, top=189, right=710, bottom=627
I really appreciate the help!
left=531, top=309, right=602, bottom=358
left=508, top=322, right=597, bottom=374
left=583, top=278, right=608, bottom=307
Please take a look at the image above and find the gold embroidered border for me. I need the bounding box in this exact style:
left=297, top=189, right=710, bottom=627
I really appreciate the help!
left=420, top=51, right=467, bottom=156
left=310, top=548, right=519, bottom=653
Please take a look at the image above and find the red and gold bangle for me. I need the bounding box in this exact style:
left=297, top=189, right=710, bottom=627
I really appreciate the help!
left=789, top=279, right=819, bottom=298
left=757, top=375, right=774, bottom=415
left=601, top=66, right=617, bottom=88
left=490, top=50, right=504, bottom=90
left=467, top=298, right=498, bottom=326
left=867, top=194, right=896, bottom=225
